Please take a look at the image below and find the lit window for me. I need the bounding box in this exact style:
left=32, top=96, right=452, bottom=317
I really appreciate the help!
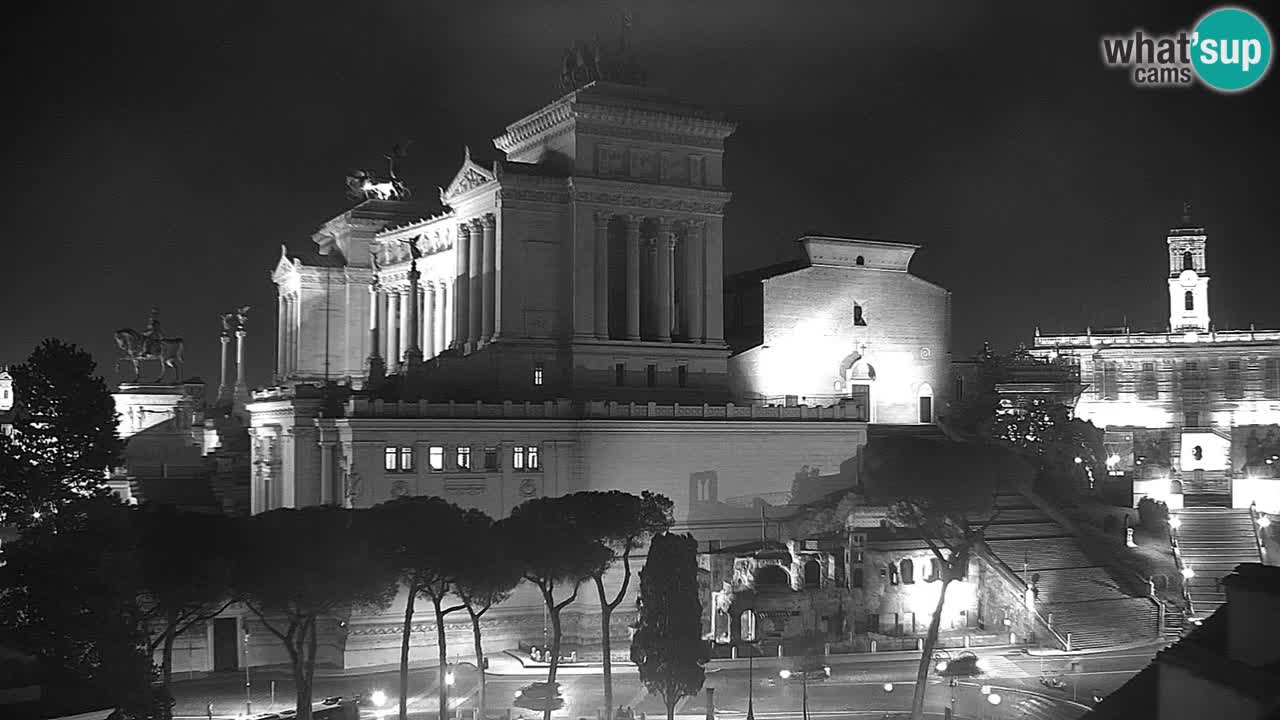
left=456, top=446, right=471, bottom=471
left=533, top=363, right=544, bottom=386
left=900, top=559, right=915, bottom=584
left=385, top=446, right=414, bottom=473
left=1185, top=291, right=1194, bottom=311
left=513, top=445, right=540, bottom=471
left=429, top=446, right=445, bottom=471
left=484, top=447, right=498, bottom=471
left=399, top=447, right=414, bottom=472
left=853, top=305, right=867, bottom=327
left=384, top=447, right=397, bottom=472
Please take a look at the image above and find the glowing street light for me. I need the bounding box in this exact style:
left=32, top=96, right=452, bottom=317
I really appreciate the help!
left=935, top=661, right=949, bottom=673
left=1073, top=457, right=1083, bottom=464
left=1182, top=566, right=1195, bottom=580
left=445, top=671, right=456, bottom=687
left=1258, top=515, right=1272, bottom=529
left=1169, top=516, right=1182, bottom=530
left=778, top=669, right=792, bottom=680
left=980, top=685, right=991, bottom=695
left=882, top=683, right=895, bottom=693
left=370, top=690, right=388, bottom=708
left=987, top=692, right=1002, bottom=706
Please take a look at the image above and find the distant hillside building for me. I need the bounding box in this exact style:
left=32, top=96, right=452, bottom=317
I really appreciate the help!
left=1031, top=210, right=1280, bottom=513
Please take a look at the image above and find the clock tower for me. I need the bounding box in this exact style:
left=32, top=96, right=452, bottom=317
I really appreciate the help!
left=1167, top=203, right=1210, bottom=333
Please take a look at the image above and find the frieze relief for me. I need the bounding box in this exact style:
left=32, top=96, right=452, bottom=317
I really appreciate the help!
left=496, top=188, right=571, bottom=205
left=572, top=190, right=727, bottom=215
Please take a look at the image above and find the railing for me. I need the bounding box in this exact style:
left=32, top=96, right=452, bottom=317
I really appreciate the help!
left=341, top=398, right=872, bottom=421
left=1034, top=328, right=1280, bottom=347
left=584, top=401, right=865, bottom=421
left=1169, top=522, right=1196, bottom=617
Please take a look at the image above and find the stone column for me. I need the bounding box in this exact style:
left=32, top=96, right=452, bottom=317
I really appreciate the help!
left=276, top=297, right=286, bottom=378
left=218, top=333, right=232, bottom=403
left=234, top=329, right=248, bottom=400
left=469, top=219, right=483, bottom=348
left=367, top=284, right=385, bottom=384
left=399, top=287, right=415, bottom=366
left=684, top=219, right=706, bottom=342
left=594, top=211, right=612, bottom=338
left=704, top=216, right=725, bottom=343
left=624, top=215, right=641, bottom=341
left=481, top=214, right=497, bottom=343
left=404, top=262, right=422, bottom=367
left=319, top=440, right=335, bottom=505
left=285, top=295, right=296, bottom=375
left=454, top=224, right=471, bottom=350
left=387, top=291, right=401, bottom=366
left=424, top=283, right=436, bottom=358
left=438, top=283, right=449, bottom=353
left=656, top=218, right=675, bottom=343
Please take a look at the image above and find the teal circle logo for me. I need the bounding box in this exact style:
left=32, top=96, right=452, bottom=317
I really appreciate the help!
left=1192, top=7, right=1273, bottom=92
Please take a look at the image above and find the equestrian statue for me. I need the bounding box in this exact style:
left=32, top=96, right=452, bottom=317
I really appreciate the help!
left=115, top=307, right=185, bottom=384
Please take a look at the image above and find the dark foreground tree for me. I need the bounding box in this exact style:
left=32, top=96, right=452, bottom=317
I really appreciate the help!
left=234, top=507, right=398, bottom=720
left=630, top=533, right=708, bottom=720
left=455, top=513, right=523, bottom=720
left=0, top=339, right=122, bottom=528
left=861, top=434, right=1033, bottom=720
left=370, top=497, right=477, bottom=720
left=569, top=490, right=674, bottom=718
left=503, top=496, right=611, bottom=720
left=135, top=507, right=237, bottom=691
left=0, top=495, right=159, bottom=718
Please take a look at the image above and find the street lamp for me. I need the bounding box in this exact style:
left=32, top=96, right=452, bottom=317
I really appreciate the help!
left=1182, top=566, right=1195, bottom=580
left=243, top=631, right=252, bottom=716
left=745, top=653, right=755, bottom=720
left=779, top=669, right=809, bottom=720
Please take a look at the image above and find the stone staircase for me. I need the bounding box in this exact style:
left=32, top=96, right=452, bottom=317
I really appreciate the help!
left=1174, top=506, right=1262, bottom=617
left=1162, top=605, right=1184, bottom=641
left=1179, top=469, right=1232, bottom=506
left=977, top=493, right=1160, bottom=650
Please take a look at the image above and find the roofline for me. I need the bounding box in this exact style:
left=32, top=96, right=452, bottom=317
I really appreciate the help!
left=798, top=235, right=922, bottom=250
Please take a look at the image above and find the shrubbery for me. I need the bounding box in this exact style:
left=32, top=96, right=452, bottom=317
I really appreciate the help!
left=1138, top=497, right=1169, bottom=529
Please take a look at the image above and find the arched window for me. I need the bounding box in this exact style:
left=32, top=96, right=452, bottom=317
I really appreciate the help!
left=855, top=255, right=865, bottom=266
left=927, top=558, right=941, bottom=582
left=755, top=565, right=789, bottom=589
left=888, top=564, right=900, bottom=585
left=804, top=559, right=821, bottom=588
left=1183, top=251, right=1194, bottom=271
left=852, top=567, right=864, bottom=588
left=1185, top=291, right=1194, bottom=311
left=854, top=304, right=867, bottom=326
left=900, top=559, right=915, bottom=584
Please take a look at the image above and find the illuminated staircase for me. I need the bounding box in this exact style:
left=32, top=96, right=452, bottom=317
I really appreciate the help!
left=1179, top=469, right=1232, bottom=507
left=1174, top=506, right=1261, bottom=617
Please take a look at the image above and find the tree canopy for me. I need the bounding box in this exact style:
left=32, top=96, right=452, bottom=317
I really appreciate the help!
left=860, top=432, right=1034, bottom=513
left=0, top=339, right=122, bottom=527
left=630, top=533, right=708, bottom=720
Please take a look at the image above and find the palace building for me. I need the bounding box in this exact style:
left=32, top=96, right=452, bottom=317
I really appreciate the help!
left=225, top=68, right=963, bottom=673
left=1030, top=209, right=1280, bottom=514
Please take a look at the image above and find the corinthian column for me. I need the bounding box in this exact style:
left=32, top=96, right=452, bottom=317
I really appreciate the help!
left=404, top=261, right=422, bottom=367
left=234, top=328, right=248, bottom=399
left=454, top=224, right=471, bottom=351
left=275, top=298, right=286, bottom=379
left=656, top=218, right=675, bottom=343
left=594, top=211, right=611, bottom=338
left=684, top=219, right=705, bottom=343
left=367, top=283, right=385, bottom=383
left=218, top=333, right=232, bottom=403
left=424, top=282, right=436, bottom=358
left=705, top=216, right=726, bottom=344
left=469, top=218, right=483, bottom=348
left=481, top=214, right=496, bottom=343
left=398, top=288, right=412, bottom=366
left=624, top=215, right=641, bottom=341
left=387, top=291, right=400, bottom=364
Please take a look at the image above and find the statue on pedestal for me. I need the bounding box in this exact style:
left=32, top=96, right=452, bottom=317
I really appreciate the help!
left=115, top=307, right=185, bottom=384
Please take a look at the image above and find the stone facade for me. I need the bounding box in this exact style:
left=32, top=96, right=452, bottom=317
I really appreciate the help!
left=1031, top=215, right=1280, bottom=511
left=727, top=237, right=951, bottom=424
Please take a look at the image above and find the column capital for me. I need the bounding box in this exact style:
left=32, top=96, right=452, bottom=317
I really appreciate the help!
left=235, top=329, right=247, bottom=339
left=622, top=214, right=642, bottom=231
left=469, top=217, right=485, bottom=231
left=458, top=222, right=472, bottom=237
left=686, top=217, right=707, bottom=231
left=481, top=213, right=497, bottom=229
left=657, top=216, right=676, bottom=233
left=594, top=210, right=614, bottom=227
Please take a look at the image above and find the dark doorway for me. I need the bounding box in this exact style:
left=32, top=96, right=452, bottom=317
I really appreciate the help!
left=213, top=618, right=239, bottom=672
left=918, top=396, right=932, bottom=423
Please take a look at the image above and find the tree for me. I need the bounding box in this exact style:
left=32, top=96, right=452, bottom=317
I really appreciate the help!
left=134, top=507, right=237, bottom=691
left=370, top=497, right=478, bottom=720
left=0, top=339, right=122, bottom=528
left=0, top=495, right=160, bottom=718
left=567, top=490, right=673, bottom=718
left=502, top=496, right=611, bottom=720
left=630, top=533, right=708, bottom=720
left=234, top=507, right=398, bottom=720
left=455, top=513, right=523, bottom=720
left=860, top=434, right=1031, bottom=720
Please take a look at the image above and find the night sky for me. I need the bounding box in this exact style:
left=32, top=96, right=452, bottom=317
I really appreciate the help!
left=4, top=1, right=1277, bottom=391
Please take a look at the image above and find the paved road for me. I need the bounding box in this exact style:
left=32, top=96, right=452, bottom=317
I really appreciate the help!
left=170, top=644, right=1164, bottom=720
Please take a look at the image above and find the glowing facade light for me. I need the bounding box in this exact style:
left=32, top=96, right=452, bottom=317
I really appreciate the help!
left=778, top=669, right=792, bottom=679
left=1169, top=516, right=1182, bottom=530
left=980, top=685, right=991, bottom=695
left=882, top=683, right=894, bottom=693
left=445, top=671, right=456, bottom=686
left=935, top=661, right=948, bottom=672
left=987, top=693, right=1002, bottom=706
left=370, top=690, right=387, bottom=708
left=1259, top=515, right=1271, bottom=528
left=1074, top=456, right=1083, bottom=464
left=1182, top=566, right=1195, bottom=579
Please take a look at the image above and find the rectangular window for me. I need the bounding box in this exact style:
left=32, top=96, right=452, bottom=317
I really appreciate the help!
left=678, top=365, right=688, bottom=388
left=954, top=376, right=964, bottom=401
left=646, top=364, right=657, bottom=387
left=1227, top=360, right=1240, bottom=371
left=456, top=446, right=472, bottom=471
left=1184, top=412, right=1200, bottom=428
left=1266, top=359, right=1280, bottom=399
left=428, top=446, right=445, bottom=472
left=384, top=447, right=398, bottom=472
left=399, top=447, right=414, bottom=472
left=615, top=363, right=626, bottom=386
left=1139, top=363, right=1158, bottom=401
left=484, top=447, right=498, bottom=471
left=513, top=445, right=538, bottom=471
left=533, top=362, right=544, bottom=386
left=1102, top=361, right=1118, bottom=400
left=918, top=396, right=933, bottom=423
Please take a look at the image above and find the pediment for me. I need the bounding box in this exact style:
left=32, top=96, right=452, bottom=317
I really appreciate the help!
left=441, top=148, right=495, bottom=202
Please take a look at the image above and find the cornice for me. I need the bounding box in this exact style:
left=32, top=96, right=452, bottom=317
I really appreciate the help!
left=569, top=179, right=732, bottom=216
left=576, top=122, right=725, bottom=151
left=494, top=100, right=576, bottom=154
left=572, top=102, right=736, bottom=141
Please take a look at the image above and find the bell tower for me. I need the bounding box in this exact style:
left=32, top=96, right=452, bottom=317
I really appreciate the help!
left=1167, top=202, right=1210, bottom=333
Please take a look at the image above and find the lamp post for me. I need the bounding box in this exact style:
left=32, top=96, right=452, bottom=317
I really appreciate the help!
left=243, top=630, right=252, bottom=716
left=778, top=670, right=809, bottom=720
left=444, top=665, right=456, bottom=720
left=745, top=653, right=755, bottom=720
